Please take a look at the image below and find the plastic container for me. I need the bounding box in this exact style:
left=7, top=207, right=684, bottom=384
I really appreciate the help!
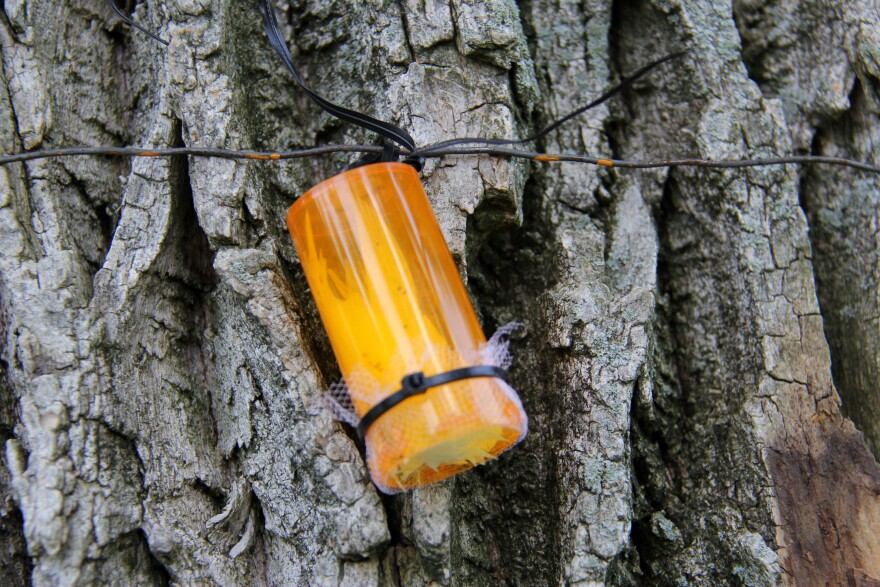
left=286, top=162, right=527, bottom=492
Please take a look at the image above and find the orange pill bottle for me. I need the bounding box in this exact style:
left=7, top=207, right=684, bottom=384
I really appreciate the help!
left=286, top=162, right=527, bottom=492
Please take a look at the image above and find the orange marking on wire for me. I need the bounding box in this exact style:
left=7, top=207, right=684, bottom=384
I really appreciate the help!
left=139, top=151, right=161, bottom=157
left=534, top=154, right=560, bottom=162
left=597, top=159, right=614, bottom=167
left=246, top=154, right=273, bottom=160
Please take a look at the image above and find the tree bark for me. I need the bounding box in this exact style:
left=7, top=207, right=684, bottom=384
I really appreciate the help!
left=0, top=0, right=878, bottom=585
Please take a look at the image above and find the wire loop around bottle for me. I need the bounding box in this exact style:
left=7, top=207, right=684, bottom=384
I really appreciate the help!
left=257, top=0, right=418, bottom=155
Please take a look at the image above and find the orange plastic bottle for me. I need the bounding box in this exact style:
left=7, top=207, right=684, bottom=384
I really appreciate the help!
left=286, top=162, right=527, bottom=492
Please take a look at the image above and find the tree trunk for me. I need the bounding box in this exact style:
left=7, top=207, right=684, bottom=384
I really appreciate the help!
left=1, top=0, right=878, bottom=585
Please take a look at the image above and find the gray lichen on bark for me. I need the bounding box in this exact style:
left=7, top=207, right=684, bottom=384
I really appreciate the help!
left=0, top=0, right=878, bottom=586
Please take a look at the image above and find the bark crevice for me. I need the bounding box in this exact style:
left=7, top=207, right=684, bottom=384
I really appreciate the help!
left=1, top=1, right=878, bottom=585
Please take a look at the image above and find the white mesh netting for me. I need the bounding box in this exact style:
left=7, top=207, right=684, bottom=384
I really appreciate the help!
left=321, top=322, right=527, bottom=493
left=322, top=322, right=522, bottom=426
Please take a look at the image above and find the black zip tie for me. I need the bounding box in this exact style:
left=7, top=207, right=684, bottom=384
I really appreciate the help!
left=381, top=140, right=401, bottom=163
left=402, top=153, right=425, bottom=172
left=258, top=0, right=420, bottom=170
left=344, top=139, right=408, bottom=171
left=356, top=365, right=509, bottom=440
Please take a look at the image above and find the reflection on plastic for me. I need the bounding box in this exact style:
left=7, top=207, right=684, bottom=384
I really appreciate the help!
left=287, top=162, right=527, bottom=492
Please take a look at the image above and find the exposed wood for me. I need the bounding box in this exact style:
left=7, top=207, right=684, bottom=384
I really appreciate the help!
left=0, top=0, right=877, bottom=585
